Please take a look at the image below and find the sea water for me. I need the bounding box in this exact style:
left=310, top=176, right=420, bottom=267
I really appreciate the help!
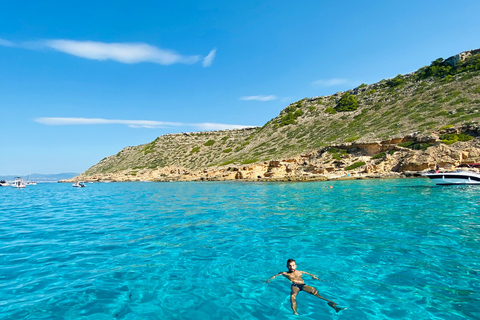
left=0, top=179, right=479, bottom=319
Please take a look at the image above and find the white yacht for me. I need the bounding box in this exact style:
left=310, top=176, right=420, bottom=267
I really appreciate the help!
left=12, top=177, right=26, bottom=188
left=423, top=171, right=480, bottom=185
left=73, top=181, right=86, bottom=188
left=0, top=180, right=10, bottom=187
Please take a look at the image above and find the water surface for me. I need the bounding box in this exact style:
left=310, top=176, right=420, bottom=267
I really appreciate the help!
left=1, top=179, right=479, bottom=319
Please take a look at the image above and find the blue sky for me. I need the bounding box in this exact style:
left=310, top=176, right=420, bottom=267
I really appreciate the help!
left=1, top=1, right=480, bottom=175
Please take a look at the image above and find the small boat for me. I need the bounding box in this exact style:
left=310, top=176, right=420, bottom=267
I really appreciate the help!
left=11, top=177, right=26, bottom=188
left=423, top=171, right=480, bottom=185
left=73, top=181, right=86, bottom=188
left=0, top=180, right=10, bottom=187
left=25, top=173, right=36, bottom=185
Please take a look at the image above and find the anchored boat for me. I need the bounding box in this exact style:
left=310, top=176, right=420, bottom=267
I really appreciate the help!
left=11, top=177, right=26, bottom=188
left=423, top=171, right=480, bottom=185
left=73, top=181, right=86, bottom=188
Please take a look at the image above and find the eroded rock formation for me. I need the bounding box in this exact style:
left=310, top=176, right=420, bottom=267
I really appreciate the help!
left=66, top=136, right=480, bottom=183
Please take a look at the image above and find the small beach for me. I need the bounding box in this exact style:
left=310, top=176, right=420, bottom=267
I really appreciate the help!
left=1, top=179, right=479, bottom=319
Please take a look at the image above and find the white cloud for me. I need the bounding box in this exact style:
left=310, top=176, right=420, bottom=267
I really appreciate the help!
left=202, top=48, right=216, bottom=67
left=0, top=38, right=214, bottom=66
left=0, top=38, right=15, bottom=47
left=312, top=78, right=349, bottom=87
left=44, top=40, right=201, bottom=65
left=239, top=95, right=278, bottom=101
left=34, top=117, right=254, bottom=130
left=194, top=122, right=250, bottom=130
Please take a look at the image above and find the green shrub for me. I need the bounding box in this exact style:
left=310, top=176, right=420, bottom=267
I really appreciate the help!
left=439, top=125, right=453, bottom=130
left=387, top=74, right=406, bottom=87
left=219, top=160, right=235, bottom=166
left=436, top=111, right=450, bottom=117
left=345, top=136, right=359, bottom=142
left=241, top=158, right=258, bottom=164
left=372, top=152, right=386, bottom=159
left=398, top=141, right=433, bottom=150
left=279, top=106, right=304, bottom=126
left=415, top=53, right=480, bottom=80
left=223, top=148, right=232, bottom=153
left=204, top=139, right=215, bottom=146
left=142, top=142, right=156, bottom=154
left=335, top=92, right=358, bottom=112
left=325, top=107, right=337, bottom=114
left=284, top=105, right=297, bottom=113
left=440, top=133, right=473, bottom=145
left=294, top=109, right=304, bottom=117
left=190, top=146, right=200, bottom=153
left=327, top=147, right=347, bottom=160
left=345, top=162, right=365, bottom=170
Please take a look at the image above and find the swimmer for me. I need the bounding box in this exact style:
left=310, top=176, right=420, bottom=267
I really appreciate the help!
left=265, top=259, right=346, bottom=315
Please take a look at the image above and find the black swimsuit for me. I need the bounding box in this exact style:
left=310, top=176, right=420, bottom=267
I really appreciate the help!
left=292, top=283, right=306, bottom=290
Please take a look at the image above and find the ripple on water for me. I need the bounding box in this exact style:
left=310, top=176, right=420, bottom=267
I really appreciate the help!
left=0, top=180, right=479, bottom=319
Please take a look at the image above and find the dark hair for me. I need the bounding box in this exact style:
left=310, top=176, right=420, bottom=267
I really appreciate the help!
left=286, top=259, right=296, bottom=265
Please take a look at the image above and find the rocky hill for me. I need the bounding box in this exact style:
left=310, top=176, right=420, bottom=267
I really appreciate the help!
left=70, top=49, right=480, bottom=182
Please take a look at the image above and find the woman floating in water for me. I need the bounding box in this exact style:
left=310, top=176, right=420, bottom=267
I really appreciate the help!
left=265, top=259, right=346, bottom=315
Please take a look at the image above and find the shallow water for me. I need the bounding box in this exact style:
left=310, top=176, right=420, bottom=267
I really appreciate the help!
left=1, top=179, right=479, bottom=319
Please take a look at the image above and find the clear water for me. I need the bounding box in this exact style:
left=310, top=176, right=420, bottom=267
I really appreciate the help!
left=1, top=179, right=479, bottom=319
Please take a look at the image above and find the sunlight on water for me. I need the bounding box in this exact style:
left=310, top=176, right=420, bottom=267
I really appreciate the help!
left=1, top=179, right=479, bottom=319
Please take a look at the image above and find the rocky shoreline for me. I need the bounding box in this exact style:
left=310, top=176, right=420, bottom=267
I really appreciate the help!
left=63, top=132, right=480, bottom=183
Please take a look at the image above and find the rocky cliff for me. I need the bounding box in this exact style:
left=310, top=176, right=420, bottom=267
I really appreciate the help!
left=68, top=49, right=480, bottom=182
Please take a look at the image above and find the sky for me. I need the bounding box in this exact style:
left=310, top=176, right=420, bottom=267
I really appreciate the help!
left=1, top=1, right=480, bottom=175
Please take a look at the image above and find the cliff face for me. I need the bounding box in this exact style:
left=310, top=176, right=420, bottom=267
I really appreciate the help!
left=71, top=126, right=480, bottom=182
left=71, top=49, right=480, bottom=182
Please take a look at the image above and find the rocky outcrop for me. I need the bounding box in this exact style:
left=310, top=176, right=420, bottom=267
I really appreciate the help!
left=64, top=137, right=480, bottom=183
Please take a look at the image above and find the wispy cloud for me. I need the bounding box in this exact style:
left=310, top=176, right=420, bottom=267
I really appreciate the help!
left=202, top=48, right=216, bottom=67
left=0, top=38, right=216, bottom=67
left=312, top=78, right=349, bottom=87
left=0, top=38, right=15, bottom=47
left=34, top=117, right=254, bottom=130
left=239, top=95, right=278, bottom=102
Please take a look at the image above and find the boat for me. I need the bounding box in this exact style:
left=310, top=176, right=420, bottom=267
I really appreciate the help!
left=0, top=180, right=10, bottom=187
left=11, top=177, right=26, bottom=188
left=25, top=173, right=36, bottom=185
left=423, top=170, right=480, bottom=185
left=73, top=181, right=86, bottom=188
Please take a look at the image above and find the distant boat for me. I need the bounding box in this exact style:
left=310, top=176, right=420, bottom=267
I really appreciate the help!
left=12, top=177, right=26, bottom=188
left=0, top=180, right=10, bottom=187
left=25, top=173, right=36, bottom=185
left=423, top=171, right=480, bottom=185
left=73, top=181, right=86, bottom=188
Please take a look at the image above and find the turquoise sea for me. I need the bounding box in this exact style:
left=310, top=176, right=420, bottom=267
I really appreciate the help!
left=1, top=179, right=479, bottom=319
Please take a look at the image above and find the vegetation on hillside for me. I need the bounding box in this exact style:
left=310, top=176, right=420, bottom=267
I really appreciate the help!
left=83, top=50, right=480, bottom=176
left=335, top=92, right=358, bottom=112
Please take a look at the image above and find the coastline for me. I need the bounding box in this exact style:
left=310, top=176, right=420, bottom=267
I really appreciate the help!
left=62, top=138, right=480, bottom=183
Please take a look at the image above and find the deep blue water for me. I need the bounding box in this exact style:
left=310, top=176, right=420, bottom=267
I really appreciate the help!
left=1, top=179, right=479, bottom=319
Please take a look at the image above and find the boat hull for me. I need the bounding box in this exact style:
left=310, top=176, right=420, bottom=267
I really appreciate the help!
left=424, top=171, right=480, bottom=185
